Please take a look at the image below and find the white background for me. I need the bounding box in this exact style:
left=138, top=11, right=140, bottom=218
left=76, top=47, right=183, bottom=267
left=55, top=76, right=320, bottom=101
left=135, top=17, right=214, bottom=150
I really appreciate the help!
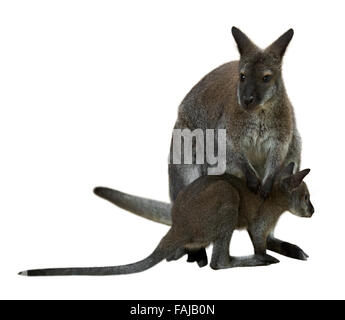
left=0, top=0, right=343, bottom=299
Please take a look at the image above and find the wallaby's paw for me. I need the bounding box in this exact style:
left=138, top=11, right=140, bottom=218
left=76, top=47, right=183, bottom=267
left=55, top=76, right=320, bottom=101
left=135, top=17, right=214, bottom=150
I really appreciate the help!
left=246, top=173, right=260, bottom=194
left=260, top=179, right=273, bottom=199
left=256, top=254, right=280, bottom=265
left=259, top=189, right=269, bottom=199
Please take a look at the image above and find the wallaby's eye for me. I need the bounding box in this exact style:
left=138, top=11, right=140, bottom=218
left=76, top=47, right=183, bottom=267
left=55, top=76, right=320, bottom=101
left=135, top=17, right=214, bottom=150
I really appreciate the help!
left=240, top=73, right=246, bottom=82
left=263, top=75, right=272, bottom=82
left=304, top=195, right=309, bottom=201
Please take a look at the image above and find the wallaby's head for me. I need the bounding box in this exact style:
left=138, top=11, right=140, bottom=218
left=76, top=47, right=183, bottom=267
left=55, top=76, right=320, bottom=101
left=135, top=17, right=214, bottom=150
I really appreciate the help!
left=231, top=27, right=294, bottom=111
left=278, top=163, right=314, bottom=218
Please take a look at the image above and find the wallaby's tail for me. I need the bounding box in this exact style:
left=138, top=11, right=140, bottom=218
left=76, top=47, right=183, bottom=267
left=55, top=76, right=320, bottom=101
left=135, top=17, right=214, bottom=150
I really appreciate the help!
left=19, top=253, right=162, bottom=277
left=19, top=233, right=178, bottom=277
left=93, top=187, right=172, bottom=226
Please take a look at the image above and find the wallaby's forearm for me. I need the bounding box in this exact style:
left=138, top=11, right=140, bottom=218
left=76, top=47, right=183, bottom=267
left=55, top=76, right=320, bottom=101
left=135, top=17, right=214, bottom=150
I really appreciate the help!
left=229, top=149, right=260, bottom=193
left=261, top=141, right=290, bottom=197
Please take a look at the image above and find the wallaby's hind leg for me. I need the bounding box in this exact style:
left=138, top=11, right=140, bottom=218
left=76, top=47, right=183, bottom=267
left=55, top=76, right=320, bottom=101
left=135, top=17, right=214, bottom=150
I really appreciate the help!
left=247, top=224, right=280, bottom=266
left=210, top=205, right=239, bottom=270
left=210, top=232, right=279, bottom=269
left=168, top=159, right=205, bottom=265
left=210, top=231, right=233, bottom=270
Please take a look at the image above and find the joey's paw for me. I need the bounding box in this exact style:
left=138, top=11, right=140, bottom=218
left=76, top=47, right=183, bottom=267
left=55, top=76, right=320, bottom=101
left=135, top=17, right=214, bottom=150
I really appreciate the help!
left=256, top=254, right=280, bottom=265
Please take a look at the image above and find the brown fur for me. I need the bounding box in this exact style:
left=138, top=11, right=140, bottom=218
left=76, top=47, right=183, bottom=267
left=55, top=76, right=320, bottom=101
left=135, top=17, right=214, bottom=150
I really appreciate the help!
left=21, top=165, right=313, bottom=276
left=169, top=164, right=313, bottom=269
left=170, top=28, right=298, bottom=201
left=93, top=27, right=307, bottom=264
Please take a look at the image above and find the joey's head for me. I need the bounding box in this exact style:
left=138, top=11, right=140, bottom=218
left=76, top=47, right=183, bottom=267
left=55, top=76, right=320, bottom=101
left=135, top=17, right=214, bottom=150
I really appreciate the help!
left=231, top=27, right=294, bottom=111
left=278, top=163, right=314, bottom=218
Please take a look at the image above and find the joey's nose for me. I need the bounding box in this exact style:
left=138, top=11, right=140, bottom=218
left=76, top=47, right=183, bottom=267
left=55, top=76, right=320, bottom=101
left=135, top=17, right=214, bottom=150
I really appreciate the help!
left=308, top=203, right=314, bottom=217
left=243, top=96, right=254, bottom=106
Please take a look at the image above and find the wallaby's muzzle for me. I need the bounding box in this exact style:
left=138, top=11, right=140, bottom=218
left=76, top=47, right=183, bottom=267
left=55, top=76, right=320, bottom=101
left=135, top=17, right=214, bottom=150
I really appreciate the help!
left=308, top=203, right=315, bottom=217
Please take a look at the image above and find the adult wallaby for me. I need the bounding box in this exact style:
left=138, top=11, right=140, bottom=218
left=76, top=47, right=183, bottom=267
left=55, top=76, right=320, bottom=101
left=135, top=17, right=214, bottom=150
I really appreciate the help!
left=20, top=163, right=313, bottom=276
left=94, top=27, right=306, bottom=264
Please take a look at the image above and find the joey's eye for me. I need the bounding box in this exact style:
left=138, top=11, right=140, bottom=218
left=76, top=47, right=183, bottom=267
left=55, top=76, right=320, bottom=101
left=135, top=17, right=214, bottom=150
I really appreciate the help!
left=304, top=195, right=309, bottom=201
left=263, top=75, right=272, bottom=82
left=240, top=73, right=246, bottom=82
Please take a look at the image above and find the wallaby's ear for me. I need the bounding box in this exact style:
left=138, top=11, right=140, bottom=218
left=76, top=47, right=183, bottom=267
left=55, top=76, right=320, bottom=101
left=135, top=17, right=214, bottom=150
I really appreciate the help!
left=266, top=28, right=294, bottom=59
left=282, top=168, right=310, bottom=191
left=231, top=27, right=258, bottom=56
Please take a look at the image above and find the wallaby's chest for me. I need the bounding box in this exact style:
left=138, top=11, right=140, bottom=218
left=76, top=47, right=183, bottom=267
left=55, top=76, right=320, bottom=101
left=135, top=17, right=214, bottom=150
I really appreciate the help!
left=240, top=117, right=274, bottom=167
left=243, top=118, right=271, bottom=145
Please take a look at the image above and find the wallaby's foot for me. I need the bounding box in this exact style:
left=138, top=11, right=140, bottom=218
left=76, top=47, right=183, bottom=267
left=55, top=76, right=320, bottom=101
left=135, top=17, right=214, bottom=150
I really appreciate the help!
left=255, top=254, right=280, bottom=265
left=197, top=256, right=208, bottom=268
left=267, top=237, right=309, bottom=260
left=210, top=254, right=279, bottom=270
left=210, top=255, right=232, bottom=270
left=246, top=171, right=260, bottom=194
left=187, top=249, right=208, bottom=268
left=187, top=254, right=195, bottom=263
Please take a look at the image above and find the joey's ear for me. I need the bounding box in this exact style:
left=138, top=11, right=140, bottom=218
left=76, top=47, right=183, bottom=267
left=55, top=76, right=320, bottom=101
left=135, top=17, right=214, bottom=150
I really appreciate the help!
left=282, top=169, right=310, bottom=191
left=265, top=28, right=294, bottom=59
left=231, top=27, right=258, bottom=56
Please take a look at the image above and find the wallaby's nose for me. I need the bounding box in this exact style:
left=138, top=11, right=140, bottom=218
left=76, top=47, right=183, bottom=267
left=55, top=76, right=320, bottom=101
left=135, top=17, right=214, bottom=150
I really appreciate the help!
left=243, top=96, right=254, bottom=106
left=308, top=203, right=314, bottom=216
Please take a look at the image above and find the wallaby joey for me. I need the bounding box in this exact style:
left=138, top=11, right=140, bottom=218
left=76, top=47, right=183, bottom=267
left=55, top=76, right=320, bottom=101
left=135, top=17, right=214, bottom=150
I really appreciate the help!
left=94, top=27, right=305, bottom=263
left=20, top=163, right=313, bottom=276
